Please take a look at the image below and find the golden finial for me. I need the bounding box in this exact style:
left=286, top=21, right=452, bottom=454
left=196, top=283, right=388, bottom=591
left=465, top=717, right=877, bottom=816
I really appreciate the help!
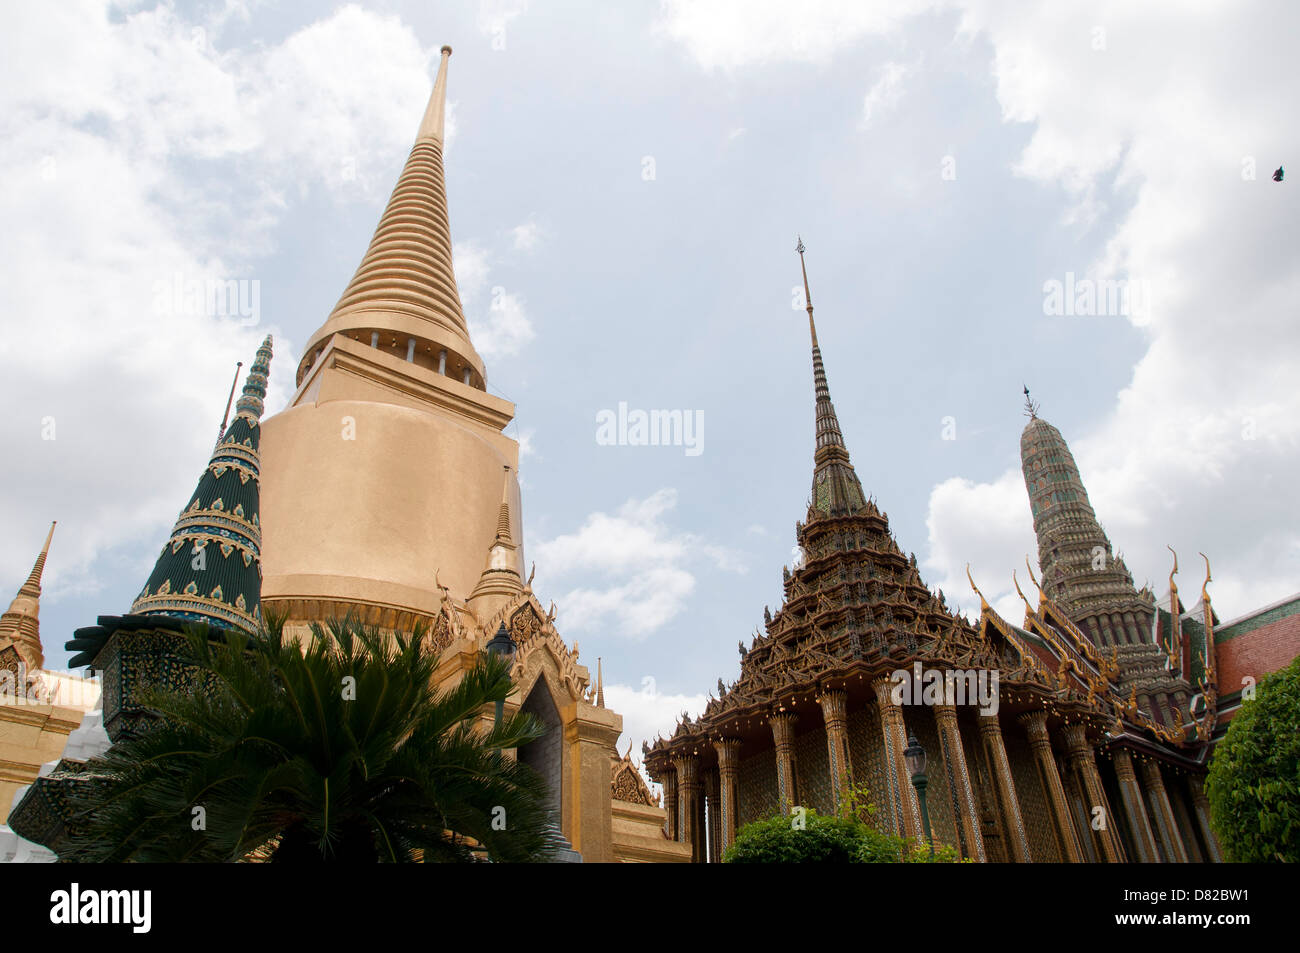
left=1012, top=570, right=1035, bottom=618
left=1022, top=385, right=1039, bottom=419
left=217, top=361, right=242, bottom=444
left=796, top=236, right=817, bottom=347
left=965, top=563, right=991, bottom=612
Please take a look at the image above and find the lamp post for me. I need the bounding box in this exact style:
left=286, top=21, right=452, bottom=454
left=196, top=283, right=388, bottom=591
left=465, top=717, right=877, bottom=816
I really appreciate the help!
left=484, top=621, right=516, bottom=728
left=904, top=733, right=935, bottom=857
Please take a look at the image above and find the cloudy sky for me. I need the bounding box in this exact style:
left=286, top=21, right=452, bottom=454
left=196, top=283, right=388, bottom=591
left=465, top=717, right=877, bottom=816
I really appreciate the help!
left=3, top=0, right=1297, bottom=760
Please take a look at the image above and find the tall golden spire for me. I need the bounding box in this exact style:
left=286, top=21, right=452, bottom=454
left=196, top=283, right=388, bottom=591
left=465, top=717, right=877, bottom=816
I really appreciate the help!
left=797, top=239, right=864, bottom=519
left=296, top=45, right=485, bottom=390
left=0, top=521, right=56, bottom=670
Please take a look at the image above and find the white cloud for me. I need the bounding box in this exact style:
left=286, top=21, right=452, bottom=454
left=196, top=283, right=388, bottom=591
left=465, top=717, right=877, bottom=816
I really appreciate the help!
left=656, top=0, right=932, bottom=71
left=862, top=59, right=914, bottom=125
left=517, top=427, right=537, bottom=459
left=454, top=240, right=537, bottom=359
left=536, top=488, right=742, bottom=638
left=509, top=220, right=545, bottom=252
left=605, top=680, right=708, bottom=770
left=477, top=0, right=531, bottom=49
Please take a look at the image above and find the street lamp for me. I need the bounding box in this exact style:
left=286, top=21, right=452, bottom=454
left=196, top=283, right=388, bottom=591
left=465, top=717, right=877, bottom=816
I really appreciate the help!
left=484, top=621, right=516, bottom=727
left=904, top=733, right=935, bottom=857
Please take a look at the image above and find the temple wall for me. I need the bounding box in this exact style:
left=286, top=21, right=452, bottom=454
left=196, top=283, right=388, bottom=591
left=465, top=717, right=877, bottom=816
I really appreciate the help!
left=846, top=707, right=893, bottom=829
left=736, top=747, right=778, bottom=828
left=904, top=706, right=960, bottom=851
left=1003, top=728, right=1061, bottom=862
left=793, top=725, right=832, bottom=815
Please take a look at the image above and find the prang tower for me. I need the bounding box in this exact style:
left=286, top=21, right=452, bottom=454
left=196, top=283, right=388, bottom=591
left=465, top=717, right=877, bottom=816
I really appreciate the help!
left=1019, top=393, right=1189, bottom=718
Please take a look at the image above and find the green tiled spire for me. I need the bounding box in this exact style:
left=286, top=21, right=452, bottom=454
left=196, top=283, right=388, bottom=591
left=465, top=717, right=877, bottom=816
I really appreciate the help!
left=130, top=335, right=273, bottom=631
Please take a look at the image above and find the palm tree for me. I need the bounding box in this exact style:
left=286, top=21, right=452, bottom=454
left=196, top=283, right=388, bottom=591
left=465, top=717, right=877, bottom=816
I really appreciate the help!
left=62, top=616, right=564, bottom=862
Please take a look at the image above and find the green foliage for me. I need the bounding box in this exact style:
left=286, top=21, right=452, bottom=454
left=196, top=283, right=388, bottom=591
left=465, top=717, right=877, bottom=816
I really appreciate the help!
left=1206, top=655, right=1300, bottom=862
left=723, top=779, right=965, bottom=863
left=62, top=616, right=565, bottom=863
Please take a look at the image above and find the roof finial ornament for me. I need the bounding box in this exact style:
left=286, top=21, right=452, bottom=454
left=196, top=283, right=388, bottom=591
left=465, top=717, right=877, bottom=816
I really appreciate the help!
left=417, top=44, right=454, bottom=144
left=1023, top=385, right=1039, bottom=419
left=217, top=361, right=242, bottom=445
left=796, top=235, right=817, bottom=346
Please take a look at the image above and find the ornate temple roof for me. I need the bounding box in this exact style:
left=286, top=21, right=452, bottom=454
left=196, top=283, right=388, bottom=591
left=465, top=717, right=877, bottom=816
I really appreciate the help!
left=129, top=336, right=274, bottom=631
left=295, top=45, right=485, bottom=390
left=0, top=521, right=56, bottom=671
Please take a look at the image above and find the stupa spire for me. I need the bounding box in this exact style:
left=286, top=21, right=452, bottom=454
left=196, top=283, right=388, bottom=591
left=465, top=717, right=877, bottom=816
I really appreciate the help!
left=468, top=466, right=524, bottom=617
left=131, top=336, right=273, bottom=631
left=797, top=239, right=865, bottom=520
left=296, top=44, right=485, bottom=392
left=0, top=521, right=56, bottom=670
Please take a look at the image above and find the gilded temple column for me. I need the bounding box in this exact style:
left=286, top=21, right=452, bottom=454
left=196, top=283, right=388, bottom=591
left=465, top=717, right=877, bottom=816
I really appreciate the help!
left=713, top=737, right=742, bottom=855
left=1062, top=724, right=1124, bottom=863
left=705, top=767, right=721, bottom=863
left=936, top=704, right=985, bottom=862
left=672, top=754, right=702, bottom=863
left=1189, top=775, right=1223, bottom=863
left=1019, top=711, right=1082, bottom=863
left=978, top=713, right=1031, bottom=862
left=1111, top=748, right=1159, bottom=863
left=818, top=689, right=851, bottom=810
left=872, top=677, right=920, bottom=839
left=661, top=768, right=678, bottom=841
left=770, top=711, right=799, bottom=817
left=1140, top=760, right=1188, bottom=864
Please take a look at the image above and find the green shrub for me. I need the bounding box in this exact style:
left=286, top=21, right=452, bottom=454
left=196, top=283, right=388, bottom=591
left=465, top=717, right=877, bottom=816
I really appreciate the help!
left=723, top=779, right=964, bottom=863
left=1205, top=655, right=1300, bottom=862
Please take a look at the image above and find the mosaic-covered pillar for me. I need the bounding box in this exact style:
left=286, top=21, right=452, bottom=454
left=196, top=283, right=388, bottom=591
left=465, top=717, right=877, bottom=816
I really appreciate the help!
left=672, top=753, right=702, bottom=862
left=978, top=713, right=1031, bottom=862
left=770, top=711, right=799, bottom=817
left=873, top=677, right=921, bottom=839
left=713, top=737, right=742, bottom=855
left=1189, top=775, right=1223, bottom=863
left=1140, top=759, right=1188, bottom=864
left=1111, top=748, right=1159, bottom=863
left=1019, top=711, right=1082, bottom=863
left=1062, top=724, right=1123, bottom=863
left=818, top=689, right=851, bottom=810
left=936, top=704, right=985, bottom=862
left=661, top=767, right=678, bottom=842
left=705, top=767, right=721, bottom=863
left=1168, top=777, right=1205, bottom=862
